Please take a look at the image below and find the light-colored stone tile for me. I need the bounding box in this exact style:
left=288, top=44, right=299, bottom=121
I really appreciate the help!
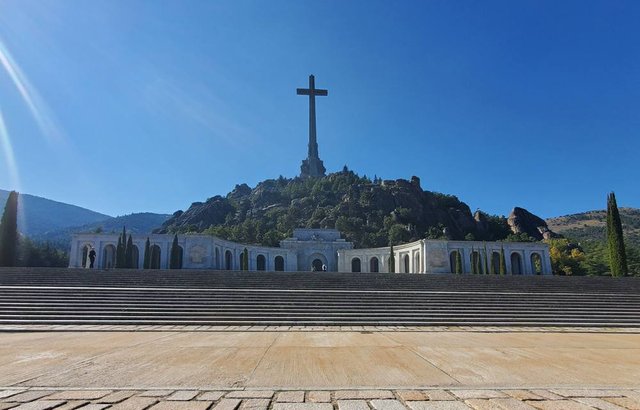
left=51, top=401, right=89, bottom=410
left=10, top=401, right=66, bottom=410
left=526, top=400, right=595, bottom=410
left=371, top=399, right=407, bottom=410
left=213, top=399, right=242, bottom=410
left=466, top=398, right=536, bottom=410
left=307, top=391, right=331, bottom=403
left=604, top=397, right=640, bottom=410
left=397, top=391, right=427, bottom=402
left=337, top=400, right=370, bottom=410
left=197, top=391, right=226, bottom=401
left=149, top=402, right=212, bottom=410
left=272, top=405, right=333, bottom=410
left=276, top=391, right=305, bottom=403
left=407, top=401, right=472, bottom=410
left=462, top=400, right=494, bottom=410
left=47, top=390, right=112, bottom=401
left=0, top=389, right=26, bottom=399
left=423, top=391, right=455, bottom=401
left=109, top=397, right=159, bottom=410
left=97, top=390, right=138, bottom=403
left=166, top=391, right=200, bottom=401
left=528, top=391, right=563, bottom=400
left=240, top=399, right=270, bottom=410
left=502, top=390, right=543, bottom=401
left=75, top=405, right=110, bottom=410
left=226, top=391, right=274, bottom=399
left=551, top=389, right=625, bottom=398
left=573, top=397, right=627, bottom=410
left=138, top=390, right=174, bottom=398
left=335, top=390, right=394, bottom=400
left=5, top=391, right=55, bottom=403
left=0, top=404, right=19, bottom=410
left=451, top=390, right=506, bottom=400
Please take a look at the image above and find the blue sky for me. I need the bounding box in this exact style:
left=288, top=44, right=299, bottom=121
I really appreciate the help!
left=0, top=1, right=638, bottom=219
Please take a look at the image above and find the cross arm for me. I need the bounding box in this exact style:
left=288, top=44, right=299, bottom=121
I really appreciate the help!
left=297, top=88, right=328, bottom=96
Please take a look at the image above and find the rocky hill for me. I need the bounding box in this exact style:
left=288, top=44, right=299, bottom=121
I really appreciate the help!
left=155, top=170, right=554, bottom=248
left=546, top=208, right=640, bottom=247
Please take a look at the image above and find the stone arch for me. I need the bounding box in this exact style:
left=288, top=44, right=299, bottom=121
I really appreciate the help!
left=225, top=250, right=233, bottom=270
left=215, top=248, right=220, bottom=269
left=81, top=244, right=90, bottom=268
left=102, top=244, right=116, bottom=269
left=351, top=257, right=361, bottom=273
left=170, top=246, right=183, bottom=269
left=471, top=251, right=482, bottom=274
left=150, top=245, right=161, bottom=269
left=491, top=251, right=500, bottom=274
left=403, top=254, right=410, bottom=273
left=511, top=252, right=523, bottom=275
left=414, top=253, right=420, bottom=273
left=256, top=254, right=266, bottom=271
left=370, top=257, right=379, bottom=273
left=308, top=253, right=327, bottom=272
left=131, top=245, right=139, bottom=269
left=531, top=253, right=543, bottom=275
left=449, top=250, right=461, bottom=273
left=274, top=255, right=285, bottom=271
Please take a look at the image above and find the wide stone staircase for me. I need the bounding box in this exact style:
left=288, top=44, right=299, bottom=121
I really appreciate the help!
left=0, top=267, right=639, bottom=326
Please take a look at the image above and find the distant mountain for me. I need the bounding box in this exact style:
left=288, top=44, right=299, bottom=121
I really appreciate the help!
left=32, top=212, right=171, bottom=249
left=0, top=189, right=110, bottom=236
left=546, top=208, right=640, bottom=247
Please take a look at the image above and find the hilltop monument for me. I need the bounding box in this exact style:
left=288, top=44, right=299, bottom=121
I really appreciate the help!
left=297, top=74, right=327, bottom=178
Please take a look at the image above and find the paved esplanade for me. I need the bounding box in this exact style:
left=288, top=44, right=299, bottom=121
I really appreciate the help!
left=298, top=74, right=327, bottom=178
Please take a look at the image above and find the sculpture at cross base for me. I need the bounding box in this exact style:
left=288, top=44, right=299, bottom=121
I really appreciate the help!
left=297, top=74, right=327, bottom=178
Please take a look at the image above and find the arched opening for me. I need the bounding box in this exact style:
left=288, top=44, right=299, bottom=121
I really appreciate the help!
left=312, top=258, right=323, bottom=271
left=414, top=253, right=420, bottom=273
left=170, top=246, right=183, bottom=269
left=491, top=252, right=500, bottom=274
left=225, top=250, right=233, bottom=270
left=370, top=257, right=379, bottom=273
left=403, top=254, right=410, bottom=273
left=257, top=254, right=266, bottom=271
left=471, top=251, right=482, bottom=274
left=351, top=257, right=361, bottom=273
left=102, top=244, right=116, bottom=269
left=150, top=245, right=161, bottom=269
left=274, top=256, right=285, bottom=271
left=81, top=245, right=89, bottom=268
left=215, top=248, right=220, bottom=269
left=531, top=253, right=543, bottom=275
left=511, top=252, right=522, bottom=275
left=450, top=251, right=461, bottom=274
left=131, top=245, right=139, bottom=269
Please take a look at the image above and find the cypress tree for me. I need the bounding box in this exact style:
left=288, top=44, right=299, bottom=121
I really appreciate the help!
left=0, top=191, right=18, bottom=267
left=483, top=243, right=489, bottom=275
left=455, top=251, right=462, bottom=274
left=143, top=237, right=151, bottom=269
left=170, top=234, right=181, bottom=269
left=607, top=192, right=628, bottom=276
left=116, top=235, right=125, bottom=268
left=125, top=235, right=134, bottom=268
left=499, top=245, right=506, bottom=275
left=242, top=248, right=249, bottom=271
left=389, top=245, right=395, bottom=273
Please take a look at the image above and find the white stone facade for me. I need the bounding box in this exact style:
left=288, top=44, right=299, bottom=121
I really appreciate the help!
left=70, top=228, right=552, bottom=274
left=338, top=239, right=553, bottom=275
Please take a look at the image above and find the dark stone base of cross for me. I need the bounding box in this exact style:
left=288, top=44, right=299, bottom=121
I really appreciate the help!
left=301, top=157, right=326, bottom=178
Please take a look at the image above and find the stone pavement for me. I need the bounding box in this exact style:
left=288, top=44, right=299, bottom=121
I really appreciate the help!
left=1, top=387, right=640, bottom=409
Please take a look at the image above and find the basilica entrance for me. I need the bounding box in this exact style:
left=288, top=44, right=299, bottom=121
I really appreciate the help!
left=312, top=259, right=323, bottom=271
left=309, top=253, right=327, bottom=272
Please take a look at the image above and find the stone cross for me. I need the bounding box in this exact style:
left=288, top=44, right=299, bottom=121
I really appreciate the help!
left=297, top=74, right=327, bottom=177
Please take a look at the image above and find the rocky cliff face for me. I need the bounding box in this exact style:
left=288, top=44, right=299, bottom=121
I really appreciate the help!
left=508, top=207, right=560, bottom=240
left=155, top=172, right=554, bottom=247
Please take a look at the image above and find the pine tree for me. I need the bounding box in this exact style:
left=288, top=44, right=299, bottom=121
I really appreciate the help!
left=125, top=235, right=134, bottom=268
left=0, top=191, right=18, bottom=267
left=607, top=192, right=628, bottom=277
left=143, top=237, right=151, bottom=269
left=170, top=234, right=181, bottom=269
left=389, top=245, right=395, bottom=273
left=455, top=251, right=462, bottom=274
left=499, top=245, right=506, bottom=275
